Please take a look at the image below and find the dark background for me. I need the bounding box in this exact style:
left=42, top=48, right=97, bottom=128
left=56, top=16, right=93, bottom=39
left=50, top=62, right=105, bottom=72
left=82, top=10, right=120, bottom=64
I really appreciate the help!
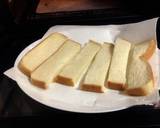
left=0, top=0, right=160, bottom=127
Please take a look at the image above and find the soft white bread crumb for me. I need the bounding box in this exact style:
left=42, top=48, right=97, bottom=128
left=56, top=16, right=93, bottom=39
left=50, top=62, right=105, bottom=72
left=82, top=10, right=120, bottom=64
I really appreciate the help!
left=126, top=58, right=154, bottom=96
left=30, top=40, right=81, bottom=89
left=56, top=40, right=101, bottom=86
left=81, top=43, right=114, bottom=93
left=107, top=38, right=131, bottom=90
left=19, top=33, right=67, bottom=76
left=125, top=40, right=156, bottom=96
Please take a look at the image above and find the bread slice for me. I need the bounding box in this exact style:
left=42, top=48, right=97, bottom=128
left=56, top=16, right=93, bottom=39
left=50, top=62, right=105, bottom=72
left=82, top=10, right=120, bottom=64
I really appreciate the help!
left=125, top=40, right=156, bottom=96
left=125, top=58, right=154, bottom=96
left=81, top=43, right=114, bottom=93
left=19, top=33, right=67, bottom=76
left=107, top=38, right=131, bottom=90
left=30, top=40, right=81, bottom=89
left=56, top=40, right=101, bottom=86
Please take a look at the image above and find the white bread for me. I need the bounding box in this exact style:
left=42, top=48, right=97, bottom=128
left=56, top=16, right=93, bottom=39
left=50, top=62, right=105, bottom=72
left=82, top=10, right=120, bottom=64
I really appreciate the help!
left=56, top=41, right=101, bottom=86
left=30, top=40, right=81, bottom=89
left=125, top=59, right=154, bottom=96
left=131, top=40, right=156, bottom=60
left=81, top=43, right=114, bottom=93
left=19, top=33, right=67, bottom=76
left=107, top=38, right=131, bottom=90
left=125, top=40, right=156, bottom=96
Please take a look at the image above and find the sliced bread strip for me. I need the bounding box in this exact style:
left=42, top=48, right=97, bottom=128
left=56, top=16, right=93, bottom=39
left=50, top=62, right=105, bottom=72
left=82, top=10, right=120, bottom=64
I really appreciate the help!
left=19, top=33, right=67, bottom=76
left=30, top=40, right=81, bottom=89
left=125, top=40, right=156, bottom=96
left=56, top=40, right=101, bottom=86
left=107, top=38, right=131, bottom=90
left=81, top=43, right=114, bottom=93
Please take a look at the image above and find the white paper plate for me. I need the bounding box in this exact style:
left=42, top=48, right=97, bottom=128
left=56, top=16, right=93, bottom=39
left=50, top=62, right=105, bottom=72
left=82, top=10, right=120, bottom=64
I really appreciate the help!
left=14, top=21, right=159, bottom=113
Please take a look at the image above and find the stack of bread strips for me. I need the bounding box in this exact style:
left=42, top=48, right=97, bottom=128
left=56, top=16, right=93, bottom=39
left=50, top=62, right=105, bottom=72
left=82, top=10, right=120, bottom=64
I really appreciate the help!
left=56, top=41, right=101, bottom=86
left=19, top=33, right=67, bottom=76
left=81, top=43, right=114, bottom=93
left=31, top=40, right=81, bottom=89
left=18, top=31, right=156, bottom=96
left=125, top=40, right=156, bottom=96
left=107, top=38, right=131, bottom=90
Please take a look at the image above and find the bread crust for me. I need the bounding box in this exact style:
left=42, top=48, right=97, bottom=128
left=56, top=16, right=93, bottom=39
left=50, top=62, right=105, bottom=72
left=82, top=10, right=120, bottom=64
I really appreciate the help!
left=56, top=75, right=74, bottom=86
left=81, top=84, right=105, bottom=93
left=125, top=80, right=154, bottom=96
left=30, top=78, right=47, bottom=89
left=141, top=40, right=156, bottom=60
left=107, top=81, right=125, bottom=90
